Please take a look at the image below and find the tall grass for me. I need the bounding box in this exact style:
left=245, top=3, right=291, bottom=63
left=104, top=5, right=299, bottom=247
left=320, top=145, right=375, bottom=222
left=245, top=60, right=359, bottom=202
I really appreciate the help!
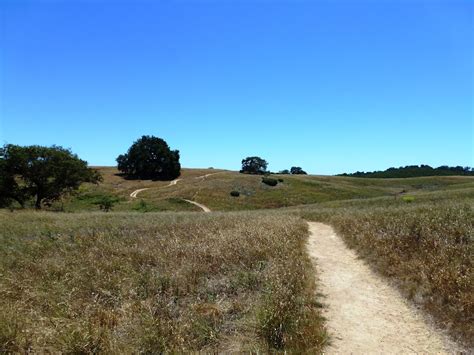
left=298, top=201, right=473, bottom=347
left=0, top=211, right=326, bottom=352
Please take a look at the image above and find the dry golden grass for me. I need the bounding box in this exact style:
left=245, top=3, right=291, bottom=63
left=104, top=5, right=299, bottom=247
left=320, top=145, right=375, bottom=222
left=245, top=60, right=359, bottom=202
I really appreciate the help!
left=0, top=210, right=326, bottom=352
left=297, top=200, right=473, bottom=348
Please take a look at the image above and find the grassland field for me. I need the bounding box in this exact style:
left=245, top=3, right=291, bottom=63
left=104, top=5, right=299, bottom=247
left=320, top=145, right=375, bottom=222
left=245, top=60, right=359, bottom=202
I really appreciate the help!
left=56, top=167, right=474, bottom=212
left=1, top=167, right=473, bottom=351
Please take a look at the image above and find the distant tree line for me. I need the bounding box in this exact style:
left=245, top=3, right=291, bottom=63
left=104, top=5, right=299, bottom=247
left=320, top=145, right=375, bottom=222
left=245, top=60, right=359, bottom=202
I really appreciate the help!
left=278, top=167, right=307, bottom=175
left=338, top=165, right=474, bottom=178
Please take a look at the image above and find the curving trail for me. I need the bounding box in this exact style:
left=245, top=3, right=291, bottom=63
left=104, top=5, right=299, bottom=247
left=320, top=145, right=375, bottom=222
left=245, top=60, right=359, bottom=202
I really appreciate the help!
left=129, top=178, right=181, bottom=198
left=128, top=173, right=219, bottom=210
left=306, top=222, right=459, bottom=354
left=129, top=172, right=223, bottom=199
left=129, top=188, right=150, bottom=198
left=182, top=199, right=211, bottom=212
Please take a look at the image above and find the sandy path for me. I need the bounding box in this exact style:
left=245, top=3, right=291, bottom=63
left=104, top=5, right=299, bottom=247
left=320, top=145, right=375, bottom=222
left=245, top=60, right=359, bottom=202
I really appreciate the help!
left=129, top=188, right=150, bottom=198
left=129, top=172, right=223, bottom=199
left=129, top=178, right=181, bottom=198
left=307, top=222, right=458, bottom=354
left=182, top=199, right=211, bottom=212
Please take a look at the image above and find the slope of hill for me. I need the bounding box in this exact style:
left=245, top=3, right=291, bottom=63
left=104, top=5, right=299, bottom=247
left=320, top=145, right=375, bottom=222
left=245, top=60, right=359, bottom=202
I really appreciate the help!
left=59, top=167, right=474, bottom=212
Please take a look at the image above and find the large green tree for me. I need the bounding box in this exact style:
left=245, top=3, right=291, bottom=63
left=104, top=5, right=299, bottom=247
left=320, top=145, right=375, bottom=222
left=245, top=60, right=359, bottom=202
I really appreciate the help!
left=240, top=156, right=268, bottom=175
left=0, top=144, right=101, bottom=209
left=116, top=135, right=181, bottom=180
left=290, top=166, right=307, bottom=175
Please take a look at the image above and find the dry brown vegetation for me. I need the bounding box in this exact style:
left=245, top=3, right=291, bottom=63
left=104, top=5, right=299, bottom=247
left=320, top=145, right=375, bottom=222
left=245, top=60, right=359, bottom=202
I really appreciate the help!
left=2, top=167, right=473, bottom=352
left=0, top=211, right=326, bottom=352
left=297, top=201, right=473, bottom=348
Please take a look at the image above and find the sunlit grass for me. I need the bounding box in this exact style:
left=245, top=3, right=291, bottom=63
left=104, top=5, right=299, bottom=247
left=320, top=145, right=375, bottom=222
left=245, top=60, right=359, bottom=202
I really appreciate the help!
left=0, top=211, right=326, bottom=352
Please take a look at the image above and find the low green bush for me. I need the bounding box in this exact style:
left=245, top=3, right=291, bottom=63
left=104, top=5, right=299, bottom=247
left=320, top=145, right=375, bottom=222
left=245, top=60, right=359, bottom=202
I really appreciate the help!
left=262, top=177, right=278, bottom=187
left=230, top=191, right=240, bottom=197
left=93, top=195, right=120, bottom=212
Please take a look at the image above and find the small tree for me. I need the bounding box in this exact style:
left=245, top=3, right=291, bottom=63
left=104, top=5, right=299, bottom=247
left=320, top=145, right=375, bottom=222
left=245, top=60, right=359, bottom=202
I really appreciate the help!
left=240, top=156, right=268, bottom=175
left=117, top=135, right=181, bottom=180
left=290, top=166, right=307, bottom=175
left=95, top=195, right=119, bottom=212
left=0, top=144, right=101, bottom=209
left=278, top=169, right=290, bottom=174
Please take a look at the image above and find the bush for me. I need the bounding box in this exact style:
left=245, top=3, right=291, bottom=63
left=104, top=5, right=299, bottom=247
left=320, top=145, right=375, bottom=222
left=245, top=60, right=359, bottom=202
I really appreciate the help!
left=278, top=178, right=284, bottom=182
left=262, top=177, right=278, bottom=187
left=230, top=191, right=240, bottom=197
left=133, top=199, right=152, bottom=212
left=94, top=195, right=119, bottom=212
left=402, top=195, right=415, bottom=203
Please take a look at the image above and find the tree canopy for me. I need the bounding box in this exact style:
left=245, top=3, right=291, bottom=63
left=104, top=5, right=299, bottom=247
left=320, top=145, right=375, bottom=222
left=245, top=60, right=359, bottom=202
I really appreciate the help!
left=338, top=165, right=474, bottom=178
left=290, top=166, right=307, bottom=175
left=240, top=156, right=268, bottom=175
left=116, top=135, right=181, bottom=180
left=0, top=144, right=101, bottom=209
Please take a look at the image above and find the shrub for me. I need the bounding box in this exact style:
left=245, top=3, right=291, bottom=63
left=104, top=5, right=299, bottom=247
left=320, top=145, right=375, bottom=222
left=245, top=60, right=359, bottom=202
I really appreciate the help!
left=94, top=195, right=119, bottom=212
left=133, top=199, right=151, bottom=212
left=402, top=195, right=415, bottom=203
left=230, top=191, right=240, bottom=197
left=278, top=178, right=284, bottom=182
left=262, top=177, right=278, bottom=187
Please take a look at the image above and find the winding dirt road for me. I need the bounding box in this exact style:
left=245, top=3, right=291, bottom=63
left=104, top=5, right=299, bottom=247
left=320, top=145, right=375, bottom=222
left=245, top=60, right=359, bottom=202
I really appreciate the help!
left=128, top=174, right=214, bottom=212
left=307, top=222, right=459, bottom=354
left=182, top=199, right=211, bottom=212
left=129, top=178, right=181, bottom=198
left=129, top=172, right=223, bottom=199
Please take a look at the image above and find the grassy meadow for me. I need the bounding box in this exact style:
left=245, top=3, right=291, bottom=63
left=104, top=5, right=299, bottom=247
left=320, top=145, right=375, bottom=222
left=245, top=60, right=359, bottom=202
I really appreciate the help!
left=1, top=167, right=473, bottom=351
left=0, top=211, right=326, bottom=353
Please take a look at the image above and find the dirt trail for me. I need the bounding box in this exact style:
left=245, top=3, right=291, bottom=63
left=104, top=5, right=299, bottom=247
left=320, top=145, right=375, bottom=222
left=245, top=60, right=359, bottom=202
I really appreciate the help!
left=182, top=199, right=211, bottom=212
left=307, top=222, right=459, bottom=354
left=129, top=178, right=181, bottom=198
left=129, top=172, right=223, bottom=199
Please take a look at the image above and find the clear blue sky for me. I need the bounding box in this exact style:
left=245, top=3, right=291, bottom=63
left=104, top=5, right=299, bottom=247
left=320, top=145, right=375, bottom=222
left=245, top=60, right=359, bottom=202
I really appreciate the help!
left=1, top=0, right=472, bottom=174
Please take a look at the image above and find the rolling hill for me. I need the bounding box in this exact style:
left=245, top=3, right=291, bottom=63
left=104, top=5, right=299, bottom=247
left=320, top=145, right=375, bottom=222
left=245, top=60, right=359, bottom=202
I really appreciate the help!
left=59, top=167, right=474, bottom=212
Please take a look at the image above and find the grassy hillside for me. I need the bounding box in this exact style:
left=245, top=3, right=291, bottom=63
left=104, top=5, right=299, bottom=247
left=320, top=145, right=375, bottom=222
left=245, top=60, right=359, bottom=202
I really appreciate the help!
left=2, top=166, right=473, bottom=350
left=0, top=211, right=326, bottom=352
left=57, top=167, right=474, bottom=212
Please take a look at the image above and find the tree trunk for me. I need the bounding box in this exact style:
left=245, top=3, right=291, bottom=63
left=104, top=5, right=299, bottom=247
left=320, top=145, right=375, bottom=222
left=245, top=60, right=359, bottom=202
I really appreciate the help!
left=35, top=195, right=42, bottom=209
